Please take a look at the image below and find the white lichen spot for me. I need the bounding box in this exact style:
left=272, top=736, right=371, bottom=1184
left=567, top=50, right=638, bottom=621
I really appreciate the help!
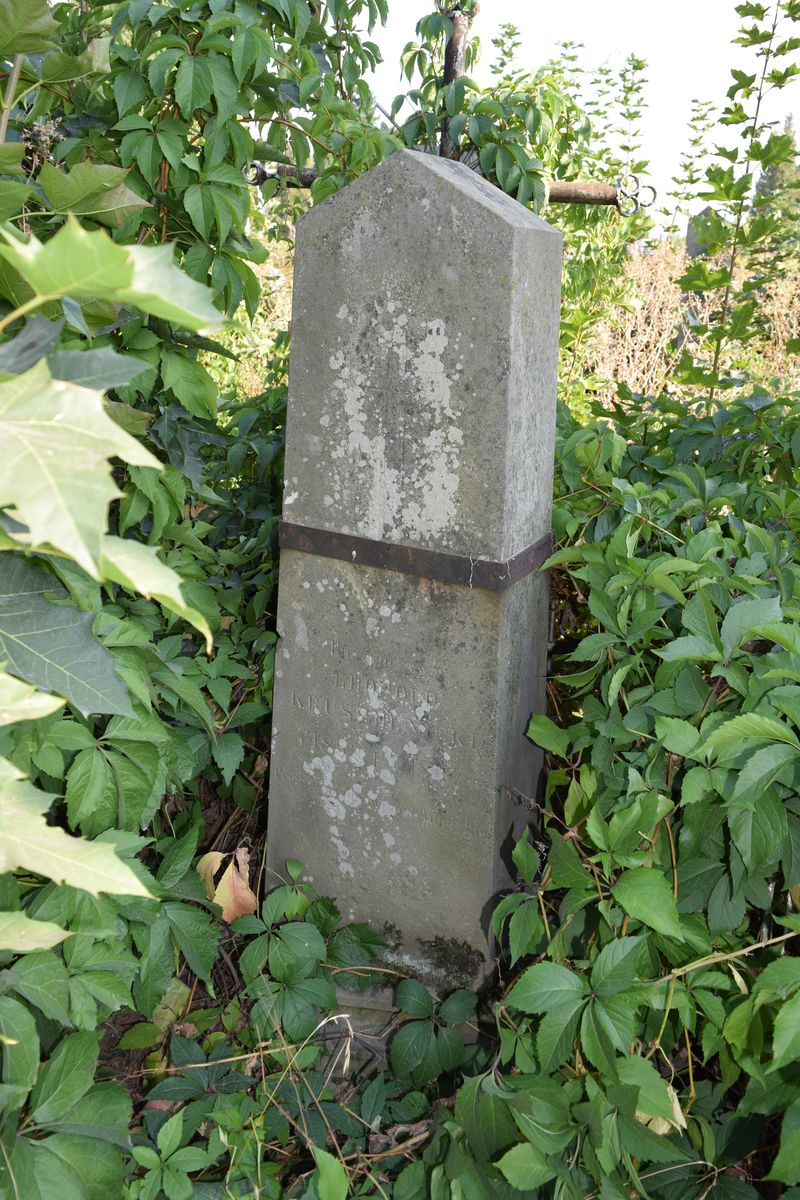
left=383, top=832, right=396, bottom=847
left=292, top=610, right=309, bottom=652
left=403, top=742, right=418, bottom=756
left=427, top=765, right=445, bottom=782
left=379, top=768, right=395, bottom=785
left=378, top=801, right=397, bottom=819
left=343, top=787, right=361, bottom=808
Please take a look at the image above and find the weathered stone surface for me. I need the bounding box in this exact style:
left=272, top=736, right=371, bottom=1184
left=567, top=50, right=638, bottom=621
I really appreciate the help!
left=268, top=149, right=562, bottom=988
left=281, top=149, right=561, bottom=559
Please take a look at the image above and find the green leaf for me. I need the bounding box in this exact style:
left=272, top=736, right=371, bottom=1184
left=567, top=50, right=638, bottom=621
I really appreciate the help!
left=0, top=671, right=63, bottom=726
left=118, top=1023, right=161, bottom=1051
left=0, top=180, right=32, bottom=222
left=29, top=1032, right=98, bottom=1124
left=0, top=0, right=57, bottom=54
left=183, top=184, right=214, bottom=242
left=0, top=315, right=63, bottom=375
left=721, top=596, right=782, bottom=659
left=0, top=757, right=152, bottom=897
left=654, top=716, right=701, bottom=758
left=767, top=1100, right=800, bottom=1184
left=157, top=1109, right=184, bottom=1159
left=164, top=903, right=220, bottom=983
left=655, top=635, right=720, bottom=663
left=113, top=69, right=148, bottom=116
left=100, top=536, right=212, bottom=652
left=616, top=1056, right=682, bottom=1125
left=527, top=714, right=570, bottom=757
left=506, top=961, right=589, bottom=1014
left=495, top=1143, right=556, bottom=1189
left=536, top=998, right=585, bottom=1071
left=211, top=731, right=243, bottom=784
left=0, top=558, right=132, bottom=716
left=591, top=936, right=645, bottom=996
left=174, top=55, right=214, bottom=118
left=454, top=1075, right=517, bottom=1160
left=728, top=790, right=787, bottom=872
left=771, top=991, right=800, bottom=1072
left=311, top=1146, right=348, bottom=1200
left=504, top=1080, right=571, bottom=1154
left=131, top=1145, right=161, bottom=1170
left=511, top=829, right=540, bottom=886
left=0, top=994, right=39, bottom=1105
left=505, top=898, right=541, bottom=964
left=65, top=747, right=117, bottom=835
left=9, top=950, right=71, bottom=1024
left=38, top=1134, right=126, bottom=1199
left=612, top=869, right=684, bottom=939
left=0, top=361, right=158, bottom=576
left=390, top=1019, right=436, bottom=1079
left=0, top=910, right=69, bottom=952
left=149, top=48, right=183, bottom=96
left=0, top=219, right=221, bottom=333
left=47, top=348, right=149, bottom=390
left=682, top=589, right=721, bottom=646
left=703, top=713, right=800, bottom=759
left=45, top=1081, right=132, bottom=1145
left=0, top=145, right=24, bottom=176
left=160, top=351, right=218, bottom=420
left=731, top=742, right=799, bottom=802
left=269, top=921, right=326, bottom=981
left=396, top=978, right=434, bottom=1018
left=37, top=163, right=150, bottom=229
left=546, top=830, right=589, bottom=890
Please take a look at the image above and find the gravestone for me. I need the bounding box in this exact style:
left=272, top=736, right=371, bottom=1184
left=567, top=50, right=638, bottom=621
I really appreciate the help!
left=267, top=149, right=562, bottom=990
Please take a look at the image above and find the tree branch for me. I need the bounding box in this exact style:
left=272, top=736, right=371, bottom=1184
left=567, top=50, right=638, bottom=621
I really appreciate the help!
left=440, top=5, right=471, bottom=160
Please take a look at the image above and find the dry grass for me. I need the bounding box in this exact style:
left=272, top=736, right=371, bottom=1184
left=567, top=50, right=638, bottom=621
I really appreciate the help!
left=587, top=242, right=800, bottom=404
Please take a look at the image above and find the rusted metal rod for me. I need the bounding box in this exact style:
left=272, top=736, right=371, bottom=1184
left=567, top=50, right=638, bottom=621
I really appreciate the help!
left=546, top=180, right=618, bottom=206
left=244, top=162, right=642, bottom=210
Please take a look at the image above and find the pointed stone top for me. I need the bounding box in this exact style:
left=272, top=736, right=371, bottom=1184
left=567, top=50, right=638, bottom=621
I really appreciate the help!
left=301, top=147, right=557, bottom=237
left=284, top=146, right=562, bottom=561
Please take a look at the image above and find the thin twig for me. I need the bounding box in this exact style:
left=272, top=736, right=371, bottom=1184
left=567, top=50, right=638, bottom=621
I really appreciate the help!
left=0, top=55, right=23, bottom=144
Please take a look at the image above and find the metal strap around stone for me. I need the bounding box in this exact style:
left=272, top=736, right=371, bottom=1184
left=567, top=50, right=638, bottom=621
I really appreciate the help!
left=278, top=521, right=553, bottom=593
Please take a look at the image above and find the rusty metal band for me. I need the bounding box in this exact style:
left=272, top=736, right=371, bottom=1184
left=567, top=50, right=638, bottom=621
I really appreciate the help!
left=278, top=521, right=552, bottom=592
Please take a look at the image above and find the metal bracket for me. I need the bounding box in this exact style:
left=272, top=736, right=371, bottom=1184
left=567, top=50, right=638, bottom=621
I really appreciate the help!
left=278, top=521, right=553, bottom=592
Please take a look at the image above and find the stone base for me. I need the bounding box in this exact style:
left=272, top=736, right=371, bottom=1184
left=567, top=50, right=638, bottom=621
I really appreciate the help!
left=267, top=551, right=547, bottom=989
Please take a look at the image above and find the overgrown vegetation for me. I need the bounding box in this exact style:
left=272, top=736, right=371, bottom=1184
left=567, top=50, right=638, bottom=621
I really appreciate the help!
left=0, top=0, right=799, bottom=1196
